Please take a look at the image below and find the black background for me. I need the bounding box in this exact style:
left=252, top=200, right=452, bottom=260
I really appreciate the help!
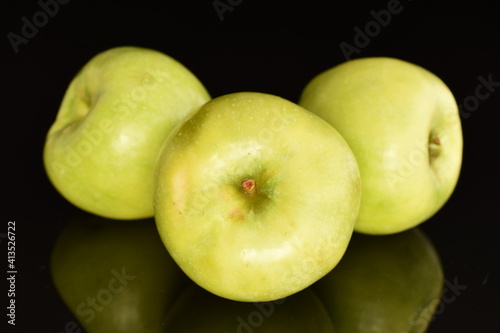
left=3, top=0, right=500, bottom=332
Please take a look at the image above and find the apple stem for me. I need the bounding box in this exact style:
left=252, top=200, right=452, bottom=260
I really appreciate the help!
left=242, top=179, right=257, bottom=196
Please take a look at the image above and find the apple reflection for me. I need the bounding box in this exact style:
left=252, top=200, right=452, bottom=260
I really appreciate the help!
left=162, top=283, right=336, bottom=332
left=50, top=212, right=190, bottom=333
left=51, top=213, right=443, bottom=333
left=313, top=227, right=444, bottom=333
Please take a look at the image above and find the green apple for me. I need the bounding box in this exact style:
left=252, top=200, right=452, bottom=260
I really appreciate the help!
left=163, top=283, right=336, bottom=332
left=154, top=91, right=361, bottom=302
left=299, top=57, right=463, bottom=234
left=50, top=212, right=190, bottom=333
left=43, top=46, right=211, bottom=220
left=313, top=227, right=444, bottom=333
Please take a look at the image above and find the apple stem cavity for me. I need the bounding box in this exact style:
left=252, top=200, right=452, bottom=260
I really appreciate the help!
left=428, top=135, right=441, bottom=162
left=242, top=179, right=257, bottom=196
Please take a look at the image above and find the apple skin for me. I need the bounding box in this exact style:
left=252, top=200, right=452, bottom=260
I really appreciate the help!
left=154, top=92, right=361, bottom=302
left=163, top=283, right=336, bottom=332
left=299, top=57, right=463, bottom=234
left=50, top=213, right=190, bottom=333
left=313, top=228, right=444, bottom=333
left=43, top=46, right=211, bottom=220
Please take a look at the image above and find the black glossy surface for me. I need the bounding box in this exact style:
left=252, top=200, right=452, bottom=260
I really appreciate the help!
left=4, top=1, right=500, bottom=332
